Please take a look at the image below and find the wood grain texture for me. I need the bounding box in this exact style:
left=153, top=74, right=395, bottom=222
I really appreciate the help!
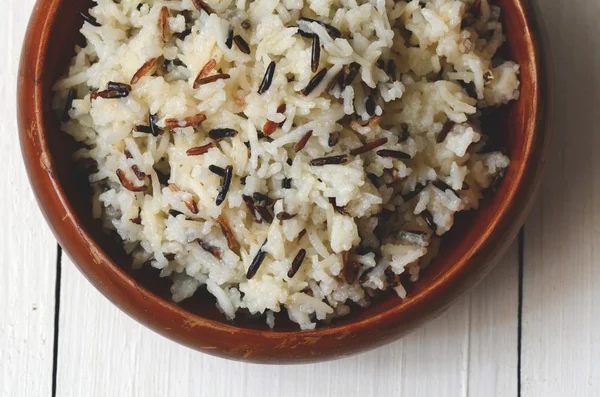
left=0, top=0, right=56, bottom=395
left=521, top=0, right=600, bottom=395
left=56, top=244, right=517, bottom=397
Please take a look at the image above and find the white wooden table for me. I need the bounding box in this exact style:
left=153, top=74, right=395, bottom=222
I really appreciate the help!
left=2, top=0, right=598, bottom=395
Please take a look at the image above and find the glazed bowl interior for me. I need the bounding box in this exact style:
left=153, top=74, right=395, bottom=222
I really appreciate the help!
left=20, top=0, right=546, bottom=362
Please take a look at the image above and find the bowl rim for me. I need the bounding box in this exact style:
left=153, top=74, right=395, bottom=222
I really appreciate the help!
left=17, top=0, right=552, bottom=363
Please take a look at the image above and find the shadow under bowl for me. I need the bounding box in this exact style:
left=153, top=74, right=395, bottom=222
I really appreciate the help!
left=18, top=0, right=551, bottom=363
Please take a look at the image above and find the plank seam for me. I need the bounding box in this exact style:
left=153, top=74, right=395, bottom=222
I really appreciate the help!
left=517, top=228, right=524, bottom=397
left=51, top=245, right=62, bottom=397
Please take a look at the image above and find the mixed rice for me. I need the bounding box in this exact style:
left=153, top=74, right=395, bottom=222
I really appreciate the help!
left=54, top=0, right=519, bottom=330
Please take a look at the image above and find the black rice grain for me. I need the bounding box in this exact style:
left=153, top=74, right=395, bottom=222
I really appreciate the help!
left=310, top=154, right=348, bottom=166
left=402, top=183, right=425, bottom=202
left=376, top=149, right=411, bottom=159
left=258, top=61, right=276, bottom=95
left=225, top=29, right=234, bottom=49
left=215, top=166, right=233, bottom=206
left=209, top=128, right=238, bottom=140
left=301, top=68, right=328, bottom=96
left=78, top=11, right=101, bottom=27
left=149, top=113, right=162, bottom=137
left=287, top=249, right=307, bottom=278
left=246, top=240, right=268, bottom=279
left=311, top=35, right=321, bottom=73
left=209, top=165, right=226, bottom=177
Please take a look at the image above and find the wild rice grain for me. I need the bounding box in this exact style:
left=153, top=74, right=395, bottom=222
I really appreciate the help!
left=159, top=6, right=170, bottom=43
left=328, top=131, right=340, bottom=147
left=130, top=57, right=159, bottom=85
left=194, top=73, right=230, bottom=88
left=343, top=63, right=360, bottom=87
left=131, top=165, right=146, bottom=180
left=311, top=35, right=320, bottom=73
left=184, top=198, right=199, bottom=214
left=276, top=212, right=296, bottom=221
left=233, top=35, right=251, bottom=54
left=91, top=89, right=129, bottom=100
left=432, top=180, right=457, bottom=194
left=295, top=130, right=313, bottom=152
left=169, top=209, right=183, bottom=217
left=165, top=113, right=207, bottom=129
left=187, top=142, right=215, bottom=156
left=209, top=128, right=238, bottom=140
left=242, top=195, right=261, bottom=222
left=116, top=169, right=147, bottom=192
left=376, top=149, right=411, bottom=159
left=246, top=240, right=268, bottom=279
left=191, top=0, right=214, bottom=14
left=198, top=240, right=221, bottom=259
left=327, top=67, right=346, bottom=92
left=282, top=178, right=292, bottom=189
left=350, top=137, right=388, bottom=155
left=287, top=249, right=307, bottom=278
left=402, top=184, right=425, bottom=202
left=310, top=154, right=349, bottom=166
left=258, top=61, right=276, bottom=95
left=215, top=165, right=233, bottom=206
left=107, top=82, right=132, bottom=92
left=216, top=215, right=237, bottom=250
left=256, top=205, right=274, bottom=223
left=193, top=59, right=217, bottom=88
left=436, top=121, right=455, bottom=143
left=301, top=68, right=328, bottom=96
left=225, top=29, right=234, bottom=49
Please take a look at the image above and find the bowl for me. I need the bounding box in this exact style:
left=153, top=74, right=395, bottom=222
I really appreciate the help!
left=18, top=0, right=551, bottom=363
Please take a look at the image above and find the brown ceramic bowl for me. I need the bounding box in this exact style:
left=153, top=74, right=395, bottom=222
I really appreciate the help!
left=18, top=0, right=550, bottom=363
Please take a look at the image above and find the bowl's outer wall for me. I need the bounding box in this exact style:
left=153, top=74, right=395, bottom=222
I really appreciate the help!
left=18, top=0, right=551, bottom=363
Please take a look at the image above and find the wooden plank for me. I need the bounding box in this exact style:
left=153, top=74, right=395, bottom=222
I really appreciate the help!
left=56, top=243, right=517, bottom=396
left=0, top=0, right=57, bottom=395
left=521, top=0, right=600, bottom=395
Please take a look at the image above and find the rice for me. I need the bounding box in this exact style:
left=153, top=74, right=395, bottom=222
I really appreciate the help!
left=54, top=0, right=519, bottom=330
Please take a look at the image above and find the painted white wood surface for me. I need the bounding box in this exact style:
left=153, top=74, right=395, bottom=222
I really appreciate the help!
left=521, top=0, right=600, bottom=396
left=0, top=0, right=57, bottom=396
left=56, top=245, right=517, bottom=397
left=8, top=0, right=600, bottom=395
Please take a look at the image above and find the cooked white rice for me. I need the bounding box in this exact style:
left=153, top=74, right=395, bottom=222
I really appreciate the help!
left=54, top=0, right=519, bottom=330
